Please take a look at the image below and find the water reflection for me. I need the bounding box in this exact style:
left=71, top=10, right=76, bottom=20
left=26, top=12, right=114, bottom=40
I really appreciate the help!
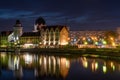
left=79, top=57, right=119, bottom=74
left=1, top=52, right=120, bottom=80
left=0, top=53, right=1, bottom=76
left=0, top=52, right=71, bottom=79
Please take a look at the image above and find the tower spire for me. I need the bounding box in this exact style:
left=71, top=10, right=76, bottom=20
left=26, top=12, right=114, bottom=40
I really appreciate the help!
left=14, top=20, right=22, bottom=27
left=16, top=20, right=21, bottom=24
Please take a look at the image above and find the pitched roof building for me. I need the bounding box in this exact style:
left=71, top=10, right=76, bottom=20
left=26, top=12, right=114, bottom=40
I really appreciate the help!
left=0, top=17, right=69, bottom=48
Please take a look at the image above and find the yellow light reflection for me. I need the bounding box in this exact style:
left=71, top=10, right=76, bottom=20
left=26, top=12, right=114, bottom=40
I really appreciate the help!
left=48, top=57, right=51, bottom=73
left=43, top=57, right=47, bottom=73
left=103, top=65, right=107, bottom=73
left=91, top=60, right=98, bottom=72
left=60, top=58, right=70, bottom=78
left=14, top=56, right=19, bottom=70
left=81, top=57, right=88, bottom=68
left=52, top=56, right=56, bottom=74
left=112, top=42, right=116, bottom=46
left=66, top=60, right=70, bottom=68
left=1, top=53, right=6, bottom=58
left=23, top=54, right=33, bottom=64
left=95, top=62, right=98, bottom=69
left=1, top=53, right=6, bottom=63
left=111, top=62, right=115, bottom=71
left=112, top=65, right=115, bottom=71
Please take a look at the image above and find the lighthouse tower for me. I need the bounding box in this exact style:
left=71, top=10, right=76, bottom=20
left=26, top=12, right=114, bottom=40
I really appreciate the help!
left=13, top=20, right=23, bottom=42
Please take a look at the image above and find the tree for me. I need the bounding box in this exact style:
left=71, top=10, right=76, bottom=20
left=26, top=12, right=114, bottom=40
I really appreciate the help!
left=105, top=31, right=118, bottom=45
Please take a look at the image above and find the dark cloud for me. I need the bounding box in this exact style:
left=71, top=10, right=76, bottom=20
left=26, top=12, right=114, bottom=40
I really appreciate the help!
left=0, top=0, right=120, bottom=31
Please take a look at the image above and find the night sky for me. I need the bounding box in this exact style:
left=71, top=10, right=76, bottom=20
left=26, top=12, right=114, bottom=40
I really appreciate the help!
left=0, top=0, right=120, bottom=31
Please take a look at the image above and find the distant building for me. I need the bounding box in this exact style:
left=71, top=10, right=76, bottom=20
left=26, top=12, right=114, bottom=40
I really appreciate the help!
left=116, top=27, right=120, bottom=40
left=40, top=25, right=69, bottom=48
left=1, top=17, right=120, bottom=49
left=8, top=20, right=23, bottom=44
left=70, top=30, right=106, bottom=45
left=33, top=17, right=46, bottom=32
left=0, top=17, right=69, bottom=48
left=20, top=32, right=40, bottom=48
left=70, top=30, right=119, bottom=48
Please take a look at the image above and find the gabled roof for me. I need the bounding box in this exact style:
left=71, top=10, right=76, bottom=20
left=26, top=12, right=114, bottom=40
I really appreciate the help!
left=21, top=32, right=40, bottom=37
left=14, top=20, right=22, bottom=27
left=41, top=25, right=68, bottom=31
left=0, top=31, right=13, bottom=36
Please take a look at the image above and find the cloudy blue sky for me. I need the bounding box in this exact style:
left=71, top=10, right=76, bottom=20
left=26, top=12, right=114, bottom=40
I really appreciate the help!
left=0, top=0, right=120, bottom=31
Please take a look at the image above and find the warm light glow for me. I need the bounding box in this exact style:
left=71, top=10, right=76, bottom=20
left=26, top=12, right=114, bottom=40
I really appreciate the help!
left=44, top=57, right=47, bottom=65
left=1, top=53, right=6, bottom=62
left=43, top=56, right=47, bottom=74
left=60, top=58, right=70, bottom=78
left=82, top=37, right=86, bottom=40
left=14, top=42, right=17, bottom=45
left=111, top=62, right=115, bottom=71
left=39, top=58, right=42, bottom=65
left=95, top=62, right=98, bottom=69
left=68, top=37, right=70, bottom=41
left=61, top=58, right=70, bottom=68
left=81, top=57, right=88, bottom=68
left=23, top=54, right=33, bottom=64
left=94, top=37, right=97, bottom=40
left=103, top=41, right=107, bottom=45
left=91, top=60, right=98, bottom=72
left=61, top=40, right=68, bottom=45
left=91, top=37, right=94, bottom=40
left=84, top=41, right=88, bottom=45
left=66, top=60, right=70, bottom=68
left=44, top=40, right=46, bottom=45
left=112, top=42, right=116, bottom=46
left=23, top=43, right=33, bottom=48
left=103, top=65, right=107, bottom=73
left=112, top=65, right=115, bottom=71
left=83, top=61, right=88, bottom=68
left=95, top=42, right=98, bottom=45
left=48, top=57, right=51, bottom=73
left=14, top=56, right=19, bottom=70
left=52, top=56, right=56, bottom=74
left=1, top=53, right=6, bottom=58
left=110, top=37, right=114, bottom=41
left=16, top=36, right=19, bottom=40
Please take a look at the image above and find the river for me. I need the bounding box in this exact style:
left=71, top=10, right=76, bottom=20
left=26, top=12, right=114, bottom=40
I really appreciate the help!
left=0, top=52, right=120, bottom=80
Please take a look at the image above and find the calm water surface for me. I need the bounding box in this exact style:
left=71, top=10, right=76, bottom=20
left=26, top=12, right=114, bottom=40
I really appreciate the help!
left=0, top=52, right=120, bottom=80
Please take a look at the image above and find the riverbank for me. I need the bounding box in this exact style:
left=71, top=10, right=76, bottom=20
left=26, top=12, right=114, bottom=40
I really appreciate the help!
left=1, top=48, right=120, bottom=57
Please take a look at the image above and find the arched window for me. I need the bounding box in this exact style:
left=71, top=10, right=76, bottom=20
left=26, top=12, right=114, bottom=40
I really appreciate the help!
left=50, top=28, right=54, bottom=41
left=46, top=29, right=49, bottom=41
left=55, top=28, right=59, bottom=41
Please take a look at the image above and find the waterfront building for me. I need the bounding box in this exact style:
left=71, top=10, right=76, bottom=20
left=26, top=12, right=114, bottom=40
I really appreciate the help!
left=8, top=20, right=23, bottom=45
left=20, top=32, right=40, bottom=48
left=40, top=25, right=69, bottom=48
left=20, top=25, right=69, bottom=48
left=0, top=17, right=69, bottom=48
left=13, top=20, right=23, bottom=41
left=33, top=17, right=46, bottom=32
left=0, top=17, right=119, bottom=48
